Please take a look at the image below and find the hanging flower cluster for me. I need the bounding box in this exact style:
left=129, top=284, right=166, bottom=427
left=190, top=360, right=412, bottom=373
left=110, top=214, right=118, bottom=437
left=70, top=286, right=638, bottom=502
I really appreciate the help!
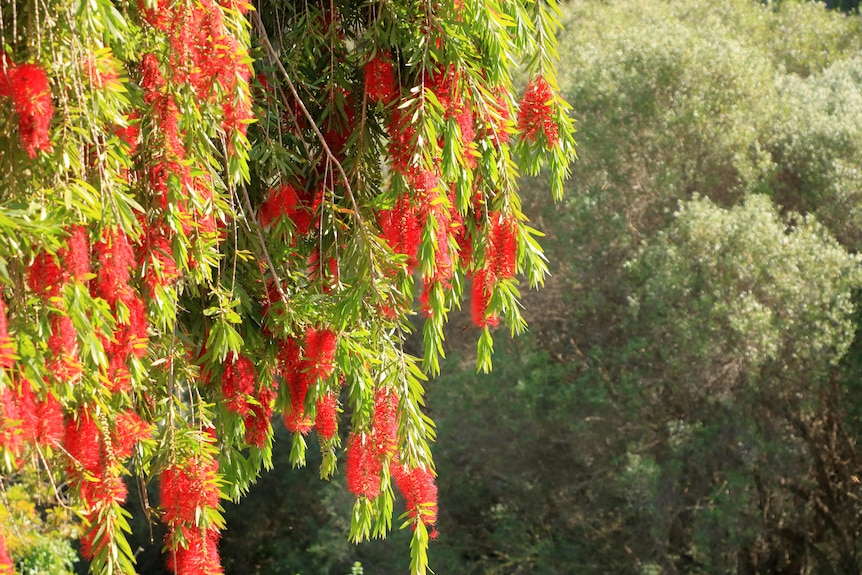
left=517, top=76, right=559, bottom=146
left=0, top=55, right=54, bottom=157
left=160, top=453, right=223, bottom=575
left=279, top=327, right=337, bottom=434
left=0, top=0, right=575, bottom=573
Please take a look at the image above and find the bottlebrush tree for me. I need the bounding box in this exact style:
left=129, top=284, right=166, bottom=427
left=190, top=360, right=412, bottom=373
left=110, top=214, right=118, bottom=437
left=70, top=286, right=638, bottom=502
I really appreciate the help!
left=0, top=0, right=575, bottom=573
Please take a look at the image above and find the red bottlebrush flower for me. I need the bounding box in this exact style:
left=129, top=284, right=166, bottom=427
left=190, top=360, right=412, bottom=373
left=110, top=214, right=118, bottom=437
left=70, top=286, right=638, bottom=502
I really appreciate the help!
left=517, top=76, right=559, bottom=146
left=111, top=410, right=152, bottom=461
left=415, top=170, right=438, bottom=194
left=21, top=383, right=63, bottom=447
left=167, top=527, right=223, bottom=575
left=138, top=0, right=173, bottom=31
left=371, top=388, right=398, bottom=459
left=221, top=353, right=256, bottom=416
left=79, top=471, right=128, bottom=516
left=14, top=379, right=38, bottom=442
left=0, top=298, right=14, bottom=370
left=160, top=456, right=221, bottom=527
left=112, top=291, right=149, bottom=360
left=47, top=314, right=82, bottom=383
left=470, top=269, right=499, bottom=329
left=0, top=532, right=13, bottom=575
left=243, top=383, right=277, bottom=448
left=15, top=379, right=63, bottom=447
left=8, top=63, right=54, bottom=157
left=141, top=228, right=180, bottom=296
left=222, top=94, right=254, bottom=142
left=106, top=363, right=132, bottom=394
left=48, top=314, right=79, bottom=364
left=94, top=229, right=136, bottom=305
left=64, top=408, right=102, bottom=475
left=64, top=225, right=91, bottom=283
left=283, top=408, right=313, bottom=435
left=315, top=392, right=338, bottom=441
left=490, top=214, right=518, bottom=280
left=0, top=388, right=24, bottom=457
left=304, top=327, right=337, bottom=384
left=427, top=192, right=455, bottom=282
left=153, top=96, right=185, bottom=159
left=279, top=337, right=313, bottom=433
left=113, top=115, right=140, bottom=156
left=426, top=64, right=459, bottom=114
left=488, top=88, right=513, bottom=145
left=28, top=251, right=64, bottom=297
left=79, top=470, right=130, bottom=560
left=378, top=194, right=423, bottom=271
left=454, top=106, right=477, bottom=168
left=345, top=432, right=382, bottom=500
left=391, top=460, right=438, bottom=529
left=364, top=52, right=398, bottom=104
left=140, top=53, right=166, bottom=100
left=258, top=184, right=318, bottom=235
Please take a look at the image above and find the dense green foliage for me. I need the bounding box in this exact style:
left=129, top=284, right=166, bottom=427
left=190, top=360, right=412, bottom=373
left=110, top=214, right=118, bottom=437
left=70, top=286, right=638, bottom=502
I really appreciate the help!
left=0, top=0, right=575, bottom=574
left=212, top=1, right=862, bottom=574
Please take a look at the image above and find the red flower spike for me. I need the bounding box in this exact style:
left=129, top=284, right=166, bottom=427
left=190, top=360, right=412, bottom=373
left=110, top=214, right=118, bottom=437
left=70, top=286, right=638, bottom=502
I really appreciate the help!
left=94, top=229, right=136, bottom=305
left=112, top=410, right=152, bottom=461
left=488, top=88, right=513, bottom=146
left=391, top=460, right=438, bottom=529
left=47, top=314, right=82, bottom=382
left=0, top=388, right=24, bottom=457
left=244, top=392, right=275, bottom=448
left=64, top=225, right=91, bottom=283
left=304, top=327, right=337, bottom=384
left=48, top=314, right=79, bottom=364
left=315, top=392, right=338, bottom=441
left=8, top=63, right=54, bottom=157
left=141, top=53, right=166, bottom=100
left=32, top=388, right=64, bottom=447
left=364, top=52, right=398, bottom=104
left=114, top=115, right=140, bottom=156
left=371, top=388, right=398, bottom=459
left=279, top=337, right=313, bottom=434
left=28, top=251, right=64, bottom=297
left=166, top=527, right=223, bottom=575
left=259, top=184, right=319, bottom=235
left=470, top=270, right=499, bottom=329
left=160, top=456, right=221, bottom=527
left=64, top=408, right=102, bottom=475
left=141, top=228, right=180, bottom=297
left=378, top=194, right=423, bottom=271
left=345, top=432, right=382, bottom=500
left=492, top=215, right=518, bottom=280
left=0, top=298, right=14, bottom=370
left=425, top=64, right=459, bottom=115
left=517, top=76, right=559, bottom=147
left=221, top=353, right=256, bottom=416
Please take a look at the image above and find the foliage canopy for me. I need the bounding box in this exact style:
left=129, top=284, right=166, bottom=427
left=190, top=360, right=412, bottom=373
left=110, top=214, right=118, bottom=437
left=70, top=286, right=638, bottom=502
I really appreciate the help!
left=0, top=0, right=575, bottom=574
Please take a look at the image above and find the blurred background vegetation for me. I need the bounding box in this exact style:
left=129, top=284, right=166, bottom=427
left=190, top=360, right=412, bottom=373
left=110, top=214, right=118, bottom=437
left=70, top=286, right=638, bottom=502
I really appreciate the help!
left=11, top=0, right=862, bottom=573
